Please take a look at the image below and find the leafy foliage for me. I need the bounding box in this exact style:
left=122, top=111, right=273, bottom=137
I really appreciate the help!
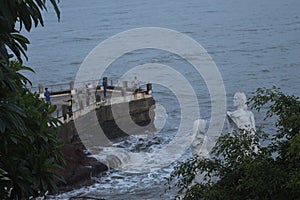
left=0, top=61, right=65, bottom=199
left=0, top=0, right=64, bottom=199
left=0, top=0, right=60, bottom=63
left=167, top=87, right=300, bottom=200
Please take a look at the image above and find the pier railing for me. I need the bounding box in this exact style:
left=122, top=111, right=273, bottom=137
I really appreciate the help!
left=30, top=79, right=153, bottom=123
left=29, top=79, right=146, bottom=94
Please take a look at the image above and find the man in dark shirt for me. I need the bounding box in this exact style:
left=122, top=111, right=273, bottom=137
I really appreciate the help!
left=44, top=88, right=51, bottom=104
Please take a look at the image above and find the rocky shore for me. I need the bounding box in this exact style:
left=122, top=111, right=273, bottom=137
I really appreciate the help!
left=56, top=120, right=108, bottom=190
left=55, top=97, right=156, bottom=190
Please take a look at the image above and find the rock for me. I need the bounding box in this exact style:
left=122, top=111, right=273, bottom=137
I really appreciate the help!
left=81, top=156, right=108, bottom=176
left=67, top=165, right=91, bottom=185
left=55, top=97, right=156, bottom=190
left=55, top=143, right=108, bottom=189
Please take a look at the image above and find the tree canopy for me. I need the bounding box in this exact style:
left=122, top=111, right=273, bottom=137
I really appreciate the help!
left=0, top=1, right=64, bottom=199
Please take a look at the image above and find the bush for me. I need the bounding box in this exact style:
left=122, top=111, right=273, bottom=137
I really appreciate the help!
left=0, top=1, right=64, bottom=199
left=0, top=61, right=65, bottom=199
left=167, top=87, right=300, bottom=200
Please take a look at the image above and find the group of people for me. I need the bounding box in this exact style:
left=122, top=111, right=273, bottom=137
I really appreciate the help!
left=42, top=76, right=140, bottom=116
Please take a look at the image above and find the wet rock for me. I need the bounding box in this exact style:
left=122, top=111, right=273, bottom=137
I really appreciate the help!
left=55, top=145, right=84, bottom=186
left=67, top=165, right=91, bottom=185
left=56, top=144, right=108, bottom=189
left=82, top=156, right=108, bottom=176
left=55, top=97, right=156, bottom=190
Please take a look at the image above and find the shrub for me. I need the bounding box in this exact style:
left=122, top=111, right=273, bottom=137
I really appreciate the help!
left=167, top=87, right=300, bottom=200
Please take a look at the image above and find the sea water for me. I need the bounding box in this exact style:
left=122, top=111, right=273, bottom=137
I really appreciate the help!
left=24, top=0, right=300, bottom=199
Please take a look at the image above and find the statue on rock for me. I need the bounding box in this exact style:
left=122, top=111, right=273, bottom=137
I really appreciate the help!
left=227, top=92, right=256, bottom=134
left=191, top=119, right=207, bottom=156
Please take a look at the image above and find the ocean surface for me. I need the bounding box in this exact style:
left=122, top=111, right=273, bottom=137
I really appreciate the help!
left=24, top=0, right=300, bottom=199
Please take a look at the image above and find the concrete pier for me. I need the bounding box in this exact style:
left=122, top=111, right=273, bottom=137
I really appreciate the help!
left=33, top=80, right=155, bottom=141
left=35, top=81, right=153, bottom=121
left=36, top=80, right=156, bottom=187
left=58, top=96, right=156, bottom=144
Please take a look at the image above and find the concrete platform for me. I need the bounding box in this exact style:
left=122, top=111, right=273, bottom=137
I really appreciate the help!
left=46, top=88, right=151, bottom=122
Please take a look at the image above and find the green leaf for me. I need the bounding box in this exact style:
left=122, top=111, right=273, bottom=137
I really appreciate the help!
left=50, top=0, right=61, bottom=21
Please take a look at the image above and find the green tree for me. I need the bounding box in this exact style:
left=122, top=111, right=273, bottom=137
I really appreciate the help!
left=0, top=0, right=64, bottom=199
left=167, top=87, right=300, bottom=200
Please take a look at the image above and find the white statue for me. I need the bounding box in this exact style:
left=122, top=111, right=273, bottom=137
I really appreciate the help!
left=227, top=92, right=256, bottom=134
left=191, top=119, right=209, bottom=156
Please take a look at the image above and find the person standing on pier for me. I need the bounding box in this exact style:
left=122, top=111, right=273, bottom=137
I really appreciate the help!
left=64, top=95, right=73, bottom=117
left=132, top=76, right=141, bottom=92
left=44, top=88, right=51, bottom=104
left=103, top=77, right=108, bottom=98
